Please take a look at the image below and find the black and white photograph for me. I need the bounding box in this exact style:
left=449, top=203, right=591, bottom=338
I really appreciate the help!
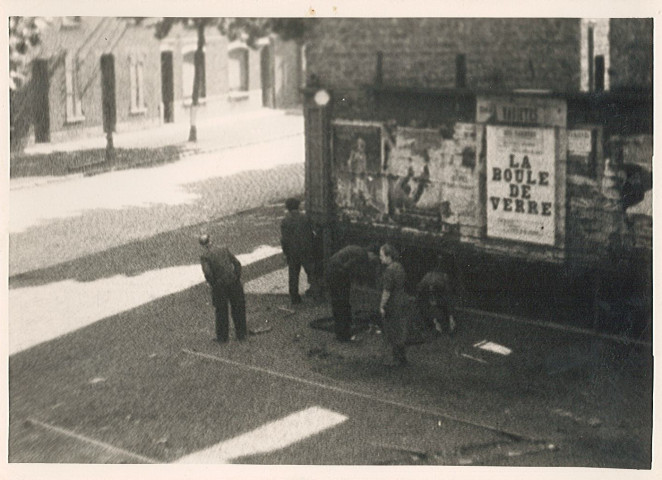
left=2, top=2, right=658, bottom=479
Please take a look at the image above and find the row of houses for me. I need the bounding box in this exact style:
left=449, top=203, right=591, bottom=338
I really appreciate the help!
left=11, top=18, right=653, bottom=149
left=11, top=17, right=304, bottom=148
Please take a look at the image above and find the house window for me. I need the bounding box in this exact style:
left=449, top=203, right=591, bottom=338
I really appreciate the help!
left=64, top=51, right=84, bottom=123
left=594, top=55, right=605, bottom=92
left=182, top=48, right=206, bottom=101
left=581, top=19, right=609, bottom=92
left=129, top=54, right=146, bottom=113
left=228, top=46, right=249, bottom=92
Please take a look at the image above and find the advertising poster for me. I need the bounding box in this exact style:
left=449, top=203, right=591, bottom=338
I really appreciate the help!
left=440, top=123, right=482, bottom=225
left=332, top=122, right=387, bottom=220
left=486, top=126, right=556, bottom=245
left=567, top=129, right=595, bottom=178
left=385, top=128, right=444, bottom=218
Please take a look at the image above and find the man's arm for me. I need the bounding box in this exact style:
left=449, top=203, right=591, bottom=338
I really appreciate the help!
left=230, top=254, right=242, bottom=279
left=201, top=258, right=214, bottom=284
left=280, top=221, right=291, bottom=259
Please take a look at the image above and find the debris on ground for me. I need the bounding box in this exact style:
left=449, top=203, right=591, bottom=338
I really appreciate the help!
left=249, top=326, right=273, bottom=335
left=89, top=377, right=107, bottom=384
left=551, top=408, right=602, bottom=428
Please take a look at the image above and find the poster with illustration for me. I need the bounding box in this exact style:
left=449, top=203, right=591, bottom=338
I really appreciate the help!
left=440, top=123, right=483, bottom=227
left=332, top=121, right=387, bottom=220
left=384, top=128, right=444, bottom=218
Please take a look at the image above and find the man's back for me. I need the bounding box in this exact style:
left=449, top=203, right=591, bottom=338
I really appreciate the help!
left=280, top=210, right=314, bottom=261
left=201, top=246, right=239, bottom=286
left=328, top=245, right=369, bottom=278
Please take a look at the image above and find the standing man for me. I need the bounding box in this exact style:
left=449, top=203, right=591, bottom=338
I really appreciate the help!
left=326, top=245, right=378, bottom=342
left=199, top=234, right=247, bottom=343
left=280, top=197, right=322, bottom=304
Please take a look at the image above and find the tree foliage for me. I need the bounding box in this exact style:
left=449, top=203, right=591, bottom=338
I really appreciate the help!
left=9, top=16, right=49, bottom=90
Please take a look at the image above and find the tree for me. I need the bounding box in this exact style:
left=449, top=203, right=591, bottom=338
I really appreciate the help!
left=150, top=17, right=309, bottom=142
left=152, top=18, right=218, bottom=142
left=9, top=16, right=48, bottom=90
left=9, top=17, right=50, bottom=151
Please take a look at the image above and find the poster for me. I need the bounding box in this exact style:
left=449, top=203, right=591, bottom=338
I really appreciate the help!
left=332, top=122, right=386, bottom=220
left=567, top=129, right=596, bottom=178
left=441, top=123, right=482, bottom=225
left=486, top=126, right=557, bottom=245
left=384, top=128, right=444, bottom=218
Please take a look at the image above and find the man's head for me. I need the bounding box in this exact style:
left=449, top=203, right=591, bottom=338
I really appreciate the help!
left=285, top=197, right=301, bottom=212
left=199, top=234, right=211, bottom=248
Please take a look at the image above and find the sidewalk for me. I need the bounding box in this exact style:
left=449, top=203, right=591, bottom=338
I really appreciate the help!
left=21, top=108, right=302, bottom=155
left=11, top=108, right=304, bottom=190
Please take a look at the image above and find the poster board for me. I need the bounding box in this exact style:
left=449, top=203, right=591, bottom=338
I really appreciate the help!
left=332, top=121, right=387, bottom=221
left=486, top=126, right=557, bottom=246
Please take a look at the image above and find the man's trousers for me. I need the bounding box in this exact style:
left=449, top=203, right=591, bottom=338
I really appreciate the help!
left=211, top=281, right=247, bottom=341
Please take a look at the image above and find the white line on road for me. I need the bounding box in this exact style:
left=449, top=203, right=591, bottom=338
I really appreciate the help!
left=460, top=353, right=488, bottom=364
left=9, top=245, right=282, bottom=355
left=175, top=407, right=347, bottom=464
left=182, top=349, right=535, bottom=442
left=26, top=418, right=158, bottom=463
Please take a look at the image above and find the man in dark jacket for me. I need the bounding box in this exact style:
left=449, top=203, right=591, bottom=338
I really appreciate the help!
left=280, top=198, right=322, bottom=304
left=416, top=263, right=457, bottom=335
left=326, top=245, right=378, bottom=342
left=199, top=234, right=246, bottom=342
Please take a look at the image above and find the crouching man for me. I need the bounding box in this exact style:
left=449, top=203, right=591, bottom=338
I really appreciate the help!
left=326, top=245, right=379, bottom=342
left=416, top=261, right=457, bottom=335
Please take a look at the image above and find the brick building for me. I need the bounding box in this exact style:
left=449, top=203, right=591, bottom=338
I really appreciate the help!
left=300, top=18, right=652, bottom=286
left=12, top=17, right=303, bottom=147
left=158, top=22, right=303, bottom=125
left=301, top=18, right=652, bottom=120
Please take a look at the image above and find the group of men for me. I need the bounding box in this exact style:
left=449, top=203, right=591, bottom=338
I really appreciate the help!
left=199, top=197, right=456, bottom=356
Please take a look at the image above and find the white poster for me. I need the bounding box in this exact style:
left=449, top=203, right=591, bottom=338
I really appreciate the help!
left=486, top=126, right=556, bottom=245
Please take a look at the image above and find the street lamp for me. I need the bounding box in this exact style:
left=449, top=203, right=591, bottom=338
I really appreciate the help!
left=314, top=89, right=330, bottom=107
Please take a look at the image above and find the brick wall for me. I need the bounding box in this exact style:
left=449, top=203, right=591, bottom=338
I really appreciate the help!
left=305, top=19, right=582, bottom=94
left=609, top=18, right=653, bottom=90
left=35, top=18, right=162, bottom=141
left=274, top=38, right=303, bottom=108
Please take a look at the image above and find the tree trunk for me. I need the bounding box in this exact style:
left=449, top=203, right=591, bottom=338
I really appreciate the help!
left=188, top=22, right=205, bottom=142
left=105, top=131, right=115, bottom=163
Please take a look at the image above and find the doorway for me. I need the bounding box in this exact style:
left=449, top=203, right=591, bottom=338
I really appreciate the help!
left=161, top=51, right=174, bottom=123
left=261, top=44, right=274, bottom=108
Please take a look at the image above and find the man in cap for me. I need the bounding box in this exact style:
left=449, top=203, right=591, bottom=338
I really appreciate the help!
left=280, top=197, right=322, bottom=304
left=199, top=234, right=246, bottom=342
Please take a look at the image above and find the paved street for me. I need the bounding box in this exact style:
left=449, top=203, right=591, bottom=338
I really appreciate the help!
left=8, top=204, right=653, bottom=468
left=7, top=109, right=654, bottom=472
left=9, top=110, right=305, bottom=275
